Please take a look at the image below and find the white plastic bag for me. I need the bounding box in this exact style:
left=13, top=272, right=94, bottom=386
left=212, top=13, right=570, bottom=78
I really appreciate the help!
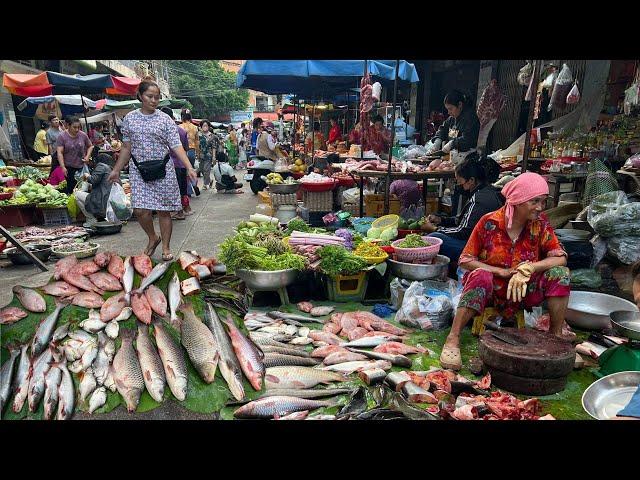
left=566, top=82, right=581, bottom=105
left=75, top=164, right=90, bottom=181
left=106, top=183, right=132, bottom=223
left=395, top=280, right=455, bottom=330
left=517, top=62, right=533, bottom=86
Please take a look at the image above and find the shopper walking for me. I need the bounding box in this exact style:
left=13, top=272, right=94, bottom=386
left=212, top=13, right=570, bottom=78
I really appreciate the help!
left=160, top=107, right=192, bottom=219
left=108, top=77, right=197, bottom=261
left=226, top=125, right=239, bottom=169
left=198, top=120, right=217, bottom=189
left=56, top=116, right=94, bottom=194
left=46, top=115, right=62, bottom=154
left=180, top=109, right=200, bottom=196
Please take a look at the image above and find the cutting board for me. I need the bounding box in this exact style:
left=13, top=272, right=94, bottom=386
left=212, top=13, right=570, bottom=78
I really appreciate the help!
left=479, top=328, right=575, bottom=379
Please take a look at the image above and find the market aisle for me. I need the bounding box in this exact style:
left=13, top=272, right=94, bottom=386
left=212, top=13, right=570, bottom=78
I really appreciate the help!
left=0, top=176, right=259, bottom=307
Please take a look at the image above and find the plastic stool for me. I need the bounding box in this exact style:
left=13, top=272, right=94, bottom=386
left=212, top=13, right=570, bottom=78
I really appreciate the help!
left=471, top=307, right=525, bottom=336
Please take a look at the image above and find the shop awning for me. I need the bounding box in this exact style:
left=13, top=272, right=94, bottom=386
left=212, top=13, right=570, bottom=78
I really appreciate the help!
left=16, top=95, right=97, bottom=119
left=44, top=72, right=114, bottom=94
left=106, top=76, right=140, bottom=96
left=101, top=98, right=187, bottom=111
left=2, top=72, right=53, bottom=96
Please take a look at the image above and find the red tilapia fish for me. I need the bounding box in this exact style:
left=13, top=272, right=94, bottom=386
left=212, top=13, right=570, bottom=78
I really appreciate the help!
left=107, top=255, right=125, bottom=281
left=62, top=271, right=104, bottom=295
left=374, top=342, right=427, bottom=356
left=72, top=292, right=105, bottom=309
left=100, top=292, right=127, bottom=322
left=311, top=345, right=348, bottom=359
left=70, top=260, right=101, bottom=276
left=352, top=311, right=407, bottom=336
left=12, top=286, right=46, bottom=313
left=93, top=251, right=113, bottom=268
left=88, top=272, right=122, bottom=292
left=0, top=306, right=29, bottom=324
left=132, top=255, right=153, bottom=277
left=145, top=285, right=167, bottom=317
left=131, top=292, right=152, bottom=324
left=297, top=302, right=313, bottom=314
left=308, top=331, right=343, bottom=345
left=41, top=281, right=81, bottom=297
left=54, top=256, right=78, bottom=280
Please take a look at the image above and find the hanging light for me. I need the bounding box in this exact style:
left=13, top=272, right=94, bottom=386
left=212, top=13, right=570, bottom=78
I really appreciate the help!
left=316, top=101, right=328, bottom=109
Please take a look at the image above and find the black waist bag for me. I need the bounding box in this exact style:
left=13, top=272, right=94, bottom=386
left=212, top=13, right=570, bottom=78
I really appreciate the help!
left=131, top=152, right=171, bottom=182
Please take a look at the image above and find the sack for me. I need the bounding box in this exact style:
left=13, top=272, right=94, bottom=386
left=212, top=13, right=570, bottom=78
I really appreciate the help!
left=106, top=183, right=132, bottom=223
left=67, top=194, right=79, bottom=220
left=131, top=153, right=170, bottom=182
left=566, top=82, right=581, bottom=105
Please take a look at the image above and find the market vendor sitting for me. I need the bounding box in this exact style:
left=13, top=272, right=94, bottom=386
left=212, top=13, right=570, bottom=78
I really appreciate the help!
left=305, top=122, right=326, bottom=152
left=213, top=151, right=243, bottom=194
left=327, top=118, right=342, bottom=147
left=439, top=172, right=572, bottom=371
left=420, top=153, right=504, bottom=261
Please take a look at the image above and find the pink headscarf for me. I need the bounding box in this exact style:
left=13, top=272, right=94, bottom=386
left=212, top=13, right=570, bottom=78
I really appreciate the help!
left=500, top=172, right=549, bottom=229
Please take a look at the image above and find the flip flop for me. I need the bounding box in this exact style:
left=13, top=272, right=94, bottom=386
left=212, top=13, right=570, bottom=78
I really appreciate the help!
left=162, top=253, right=174, bottom=262
left=440, top=344, right=462, bottom=371
left=145, top=237, right=161, bottom=257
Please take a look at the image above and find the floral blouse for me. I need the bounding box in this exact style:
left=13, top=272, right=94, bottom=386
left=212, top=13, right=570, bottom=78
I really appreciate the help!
left=459, top=206, right=567, bottom=270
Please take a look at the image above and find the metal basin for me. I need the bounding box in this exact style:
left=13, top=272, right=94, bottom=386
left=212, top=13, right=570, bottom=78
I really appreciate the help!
left=235, top=268, right=299, bottom=291
left=582, top=371, right=640, bottom=420
left=4, top=244, right=52, bottom=265
left=610, top=311, right=640, bottom=341
left=387, top=255, right=450, bottom=281
left=92, top=221, right=123, bottom=235
left=268, top=182, right=300, bottom=194
left=566, top=291, right=638, bottom=330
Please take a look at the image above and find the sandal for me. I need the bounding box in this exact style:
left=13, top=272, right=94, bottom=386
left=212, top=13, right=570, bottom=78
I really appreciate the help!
left=162, top=253, right=174, bottom=262
left=145, top=237, right=162, bottom=257
left=440, top=343, right=462, bottom=371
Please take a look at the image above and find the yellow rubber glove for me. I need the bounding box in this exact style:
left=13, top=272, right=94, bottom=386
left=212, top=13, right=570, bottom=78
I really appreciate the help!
left=507, top=272, right=530, bottom=303
left=516, top=261, right=536, bottom=277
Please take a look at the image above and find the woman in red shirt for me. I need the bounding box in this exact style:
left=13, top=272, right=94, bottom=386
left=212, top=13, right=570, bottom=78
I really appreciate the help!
left=440, top=172, right=571, bottom=370
left=327, top=118, right=342, bottom=146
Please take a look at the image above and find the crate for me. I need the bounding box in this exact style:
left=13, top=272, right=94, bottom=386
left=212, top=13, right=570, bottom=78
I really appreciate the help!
left=302, top=190, right=333, bottom=212
left=424, top=197, right=439, bottom=214
left=364, top=194, right=401, bottom=217
left=270, top=193, right=297, bottom=208
left=40, top=207, right=72, bottom=227
left=257, top=191, right=271, bottom=205
left=0, top=205, right=38, bottom=227
left=323, top=271, right=369, bottom=302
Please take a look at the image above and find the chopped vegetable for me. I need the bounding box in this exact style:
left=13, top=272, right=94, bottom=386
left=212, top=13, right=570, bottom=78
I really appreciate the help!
left=354, top=242, right=385, bottom=258
left=397, top=234, right=430, bottom=248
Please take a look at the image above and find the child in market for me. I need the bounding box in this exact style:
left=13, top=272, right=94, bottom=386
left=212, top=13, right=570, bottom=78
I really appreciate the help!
left=48, top=152, right=66, bottom=187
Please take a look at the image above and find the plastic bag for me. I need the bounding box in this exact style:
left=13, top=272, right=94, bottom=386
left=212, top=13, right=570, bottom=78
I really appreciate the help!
left=549, top=64, right=573, bottom=111
left=607, top=236, right=640, bottom=265
left=541, top=70, right=557, bottom=90
left=106, top=183, right=132, bottom=223
left=589, top=193, right=640, bottom=237
left=343, top=187, right=372, bottom=204
left=624, top=82, right=640, bottom=115
left=587, top=190, right=629, bottom=222
left=67, top=194, right=79, bottom=220
left=74, top=165, right=90, bottom=181
left=590, top=234, right=608, bottom=268
left=517, top=62, right=533, bottom=86
left=570, top=269, right=603, bottom=288
left=566, top=82, right=581, bottom=105
left=389, top=278, right=408, bottom=310
left=395, top=279, right=456, bottom=330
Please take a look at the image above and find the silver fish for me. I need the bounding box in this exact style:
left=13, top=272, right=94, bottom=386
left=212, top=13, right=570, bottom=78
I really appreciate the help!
left=339, top=335, right=401, bottom=348
left=249, top=332, right=306, bottom=350
left=112, top=329, right=144, bottom=412
left=258, top=345, right=311, bottom=358
left=93, top=333, right=111, bottom=387
left=69, top=359, right=84, bottom=374
left=104, top=337, right=116, bottom=360
left=346, top=348, right=412, bottom=367
left=31, top=299, right=68, bottom=356
left=264, top=366, right=345, bottom=390
left=168, top=272, right=182, bottom=326
left=81, top=340, right=99, bottom=371
left=114, top=307, right=133, bottom=322
left=51, top=324, right=70, bottom=343
left=135, top=325, right=165, bottom=403
left=310, top=306, right=335, bottom=317
left=68, top=329, right=94, bottom=343
left=263, top=353, right=320, bottom=368
left=57, top=361, right=75, bottom=420
left=319, top=360, right=393, bottom=375
left=80, top=317, right=108, bottom=333
left=181, top=303, right=219, bottom=384
left=12, top=345, right=31, bottom=413
left=0, top=347, right=20, bottom=414
left=267, top=311, right=326, bottom=324
left=123, top=256, right=135, bottom=304
left=79, top=368, right=97, bottom=403
left=153, top=319, right=188, bottom=401
left=103, top=369, right=117, bottom=393
left=89, top=387, right=107, bottom=414
left=105, top=320, right=119, bottom=339
left=298, top=327, right=310, bottom=338
left=134, top=262, right=170, bottom=294
left=234, top=396, right=337, bottom=419
left=289, top=337, right=314, bottom=346
left=258, top=387, right=354, bottom=400
left=204, top=304, right=244, bottom=401
left=28, top=346, right=54, bottom=412
left=43, top=364, right=62, bottom=420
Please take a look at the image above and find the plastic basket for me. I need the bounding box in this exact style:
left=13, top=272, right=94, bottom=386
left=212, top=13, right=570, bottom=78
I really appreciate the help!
left=41, top=207, right=71, bottom=227
left=391, top=235, right=443, bottom=264
left=354, top=251, right=388, bottom=265
left=397, top=229, right=422, bottom=239
left=323, top=271, right=368, bottom=302
left=372, top=214, right=399, bottom=232
left=301, top=180, right=337, bottom=192
left=350, top=217, right=376, bottom=235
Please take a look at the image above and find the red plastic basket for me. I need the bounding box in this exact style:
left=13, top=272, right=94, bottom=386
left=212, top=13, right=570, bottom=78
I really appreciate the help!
left=0, top=192, right=13, bottom=201
left=391, top=235, right=443, bottom=264
left=301, top=179, right=337, bottom=192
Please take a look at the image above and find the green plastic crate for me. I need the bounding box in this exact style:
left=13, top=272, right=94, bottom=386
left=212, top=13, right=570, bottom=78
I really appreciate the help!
left=323, top=271, right=369, bottom=303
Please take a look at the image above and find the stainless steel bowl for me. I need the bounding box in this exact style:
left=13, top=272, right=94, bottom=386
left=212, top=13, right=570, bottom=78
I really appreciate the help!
left=387, top=255, right=450, bottom=281
left=566, top=291, right=639, bottom=330
left=268, top=182, right=301, bottom=194
left=610, top=310, right=640, bottom=341
left=4, top=244, right=52, bottom=265
left=235, top=268, right=299, bottom=291
left=582, top=371, right=640, bottom=420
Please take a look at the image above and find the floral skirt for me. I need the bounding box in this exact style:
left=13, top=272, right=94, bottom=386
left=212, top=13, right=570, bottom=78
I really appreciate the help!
left=458, top=267, right=571, bottom=319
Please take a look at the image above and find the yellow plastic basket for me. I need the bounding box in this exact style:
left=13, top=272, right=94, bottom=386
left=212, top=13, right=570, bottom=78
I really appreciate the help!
left=372, top=214, right=399, bottom=232
left=355, top=251, right=389, bottom=265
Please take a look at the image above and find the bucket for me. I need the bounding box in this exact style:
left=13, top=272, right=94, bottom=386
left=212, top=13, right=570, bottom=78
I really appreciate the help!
left=276, top=205, right=297, bottom=224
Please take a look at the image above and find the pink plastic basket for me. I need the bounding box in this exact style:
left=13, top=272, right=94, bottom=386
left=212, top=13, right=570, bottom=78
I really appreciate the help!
left=391, top=235, right=443, bottom=264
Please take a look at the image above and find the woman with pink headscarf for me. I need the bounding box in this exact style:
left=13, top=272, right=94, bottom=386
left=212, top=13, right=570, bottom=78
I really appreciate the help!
left=440, top=172, right=571, bottom=371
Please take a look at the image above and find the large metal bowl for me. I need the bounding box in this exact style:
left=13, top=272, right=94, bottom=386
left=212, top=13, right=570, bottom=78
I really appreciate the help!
left=387, top=255, right=450, bottom=281
left=566, top=291, right=639, bottom=330
left=4, top=244, right=52, bottom=265
left=92, top=221, right=122, bottom=235
left=235, top=268, right=299, bottom=291
left=610, top=310, right=640, bottom=341
left=582, top=371, right=640, bottom=420
left=268, top=182, right=301, bottom=194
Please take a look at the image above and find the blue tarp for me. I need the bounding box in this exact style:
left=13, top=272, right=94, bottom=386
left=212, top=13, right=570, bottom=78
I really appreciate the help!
left=237, top=60, right=419, bottom=96
left=45, top=72, right=114, bottom=94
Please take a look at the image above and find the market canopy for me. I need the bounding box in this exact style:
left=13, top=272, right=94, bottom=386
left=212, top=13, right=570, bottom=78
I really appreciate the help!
left=3, top=72, right=143, bottom=96
left=16, top=94, right=98, bottom=119
left=101, top=98, right=188, bottom=111
left=2, top=72, right=53, bottom=96
left=106, top=76, right=141, bottom=96
left=236, top=60, right=419, bottom=96
left=44, top=72, right=114, bottom=94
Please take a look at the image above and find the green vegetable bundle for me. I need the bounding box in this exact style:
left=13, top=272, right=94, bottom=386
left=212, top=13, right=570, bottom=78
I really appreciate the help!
left=16, top=166, right=47, bottom=181
left=218, top=234, right=304, bottom=272
left=285, top=217, right=310, bottom=235
left=397, top=234, right=429, bottom=248
left=318, top=245, right=367, bottom=277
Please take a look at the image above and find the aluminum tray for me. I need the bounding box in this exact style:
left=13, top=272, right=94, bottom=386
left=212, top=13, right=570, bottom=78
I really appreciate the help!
left=566, top=291, right=638, bottom=330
